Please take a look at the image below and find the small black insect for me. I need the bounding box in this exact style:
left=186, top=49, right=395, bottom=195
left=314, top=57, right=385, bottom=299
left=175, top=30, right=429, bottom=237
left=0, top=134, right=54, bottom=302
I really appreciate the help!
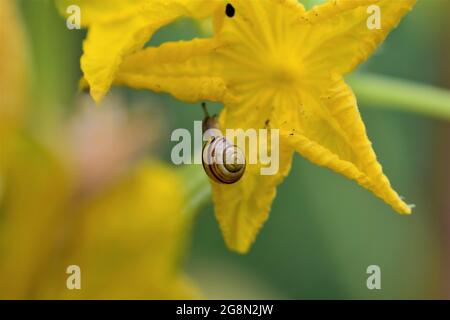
left=226, top=3, right=235, bottom=18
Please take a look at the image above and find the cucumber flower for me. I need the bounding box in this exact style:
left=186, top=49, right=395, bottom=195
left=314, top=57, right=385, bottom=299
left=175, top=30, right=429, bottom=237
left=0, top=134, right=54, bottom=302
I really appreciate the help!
left=71, top=0, right=417, bottom=253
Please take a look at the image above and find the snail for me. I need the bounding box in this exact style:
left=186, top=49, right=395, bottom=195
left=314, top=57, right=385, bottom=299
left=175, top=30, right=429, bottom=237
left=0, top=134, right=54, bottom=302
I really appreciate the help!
left=201, top=103, right=246, bottom=184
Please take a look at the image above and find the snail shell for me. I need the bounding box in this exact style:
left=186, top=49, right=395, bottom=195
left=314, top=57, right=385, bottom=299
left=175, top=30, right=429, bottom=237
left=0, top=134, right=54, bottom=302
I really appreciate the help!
left=202, top=136, right=246, bottom=184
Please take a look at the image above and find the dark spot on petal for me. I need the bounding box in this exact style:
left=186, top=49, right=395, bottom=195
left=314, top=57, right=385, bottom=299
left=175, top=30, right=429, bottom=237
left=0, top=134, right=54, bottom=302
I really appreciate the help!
left=226, top=3, right=235, bottom=18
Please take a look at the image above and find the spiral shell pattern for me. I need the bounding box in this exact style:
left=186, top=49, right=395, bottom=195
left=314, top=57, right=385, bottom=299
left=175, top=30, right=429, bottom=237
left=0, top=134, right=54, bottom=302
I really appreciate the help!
left=202, top=136, right=246, bottom=184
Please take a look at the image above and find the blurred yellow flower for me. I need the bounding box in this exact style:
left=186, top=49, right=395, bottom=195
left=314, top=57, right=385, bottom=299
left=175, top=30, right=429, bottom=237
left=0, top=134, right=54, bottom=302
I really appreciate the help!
left=55, top=0, right=224, bottom=102
left=113, top=0, right=416, bottom=253
left=1, top=0, right=198, bottom=299
left=0, top=0, right=27, bottom=144
left=0, top=136, right=74, bottom=299
left=41, top=161, right=198, bottom=299
left=0, top=142, right=198, bottom=299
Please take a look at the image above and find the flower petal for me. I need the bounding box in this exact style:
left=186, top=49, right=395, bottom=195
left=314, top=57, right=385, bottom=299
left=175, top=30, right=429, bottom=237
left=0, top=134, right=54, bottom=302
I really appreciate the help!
left=211, top=153, right=293, bottom=253
left=71, top=0, right=223, bottom=102
left=211, top=115, right=294, bottom=253
left=209, top=88, right=294, bottom=253
left=281, top=77, right=411, bottom=214
left=302, top=0, right=416, bottom=76
left=116, top=38, right=229, bottom=103
left=81, top=16, right=152, bottom=102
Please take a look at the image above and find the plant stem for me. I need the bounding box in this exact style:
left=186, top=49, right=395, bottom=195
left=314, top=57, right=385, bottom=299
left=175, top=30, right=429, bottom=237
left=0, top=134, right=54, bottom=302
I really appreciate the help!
left=348, top=73, right=450, bottom=121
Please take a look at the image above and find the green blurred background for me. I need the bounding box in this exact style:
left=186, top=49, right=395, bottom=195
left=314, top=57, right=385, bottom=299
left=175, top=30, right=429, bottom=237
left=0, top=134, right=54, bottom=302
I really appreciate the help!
left=12, top=0, right=450, bottom=299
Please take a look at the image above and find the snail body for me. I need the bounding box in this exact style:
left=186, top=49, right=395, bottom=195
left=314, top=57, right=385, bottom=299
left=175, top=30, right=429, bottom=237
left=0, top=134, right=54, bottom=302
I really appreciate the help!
left=201, top=103, right=246, bottom=184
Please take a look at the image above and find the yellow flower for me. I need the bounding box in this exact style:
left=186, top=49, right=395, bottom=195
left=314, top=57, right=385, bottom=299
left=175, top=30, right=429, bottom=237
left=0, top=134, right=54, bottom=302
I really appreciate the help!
left=1, top=1, right=198, bottom=297
left=46, top=162, right=198, bottom=299
left=0, top=136, right=74, bottom=299
left=0, top=0, right=27, bottom=144
left=0, top=143, right=197, bottom=299
left=55, top=0, right=224, bottom=102
left=113, top=0, right=417, bottom=253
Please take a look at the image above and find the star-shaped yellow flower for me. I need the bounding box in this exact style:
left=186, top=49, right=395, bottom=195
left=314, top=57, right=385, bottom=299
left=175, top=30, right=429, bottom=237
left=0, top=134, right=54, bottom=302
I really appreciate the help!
left=112, top=0, right=417, bottom=253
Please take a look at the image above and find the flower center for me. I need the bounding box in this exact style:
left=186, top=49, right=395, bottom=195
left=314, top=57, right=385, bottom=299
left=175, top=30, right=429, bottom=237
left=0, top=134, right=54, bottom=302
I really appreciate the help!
left=265, top=57, right=300, bottom=87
